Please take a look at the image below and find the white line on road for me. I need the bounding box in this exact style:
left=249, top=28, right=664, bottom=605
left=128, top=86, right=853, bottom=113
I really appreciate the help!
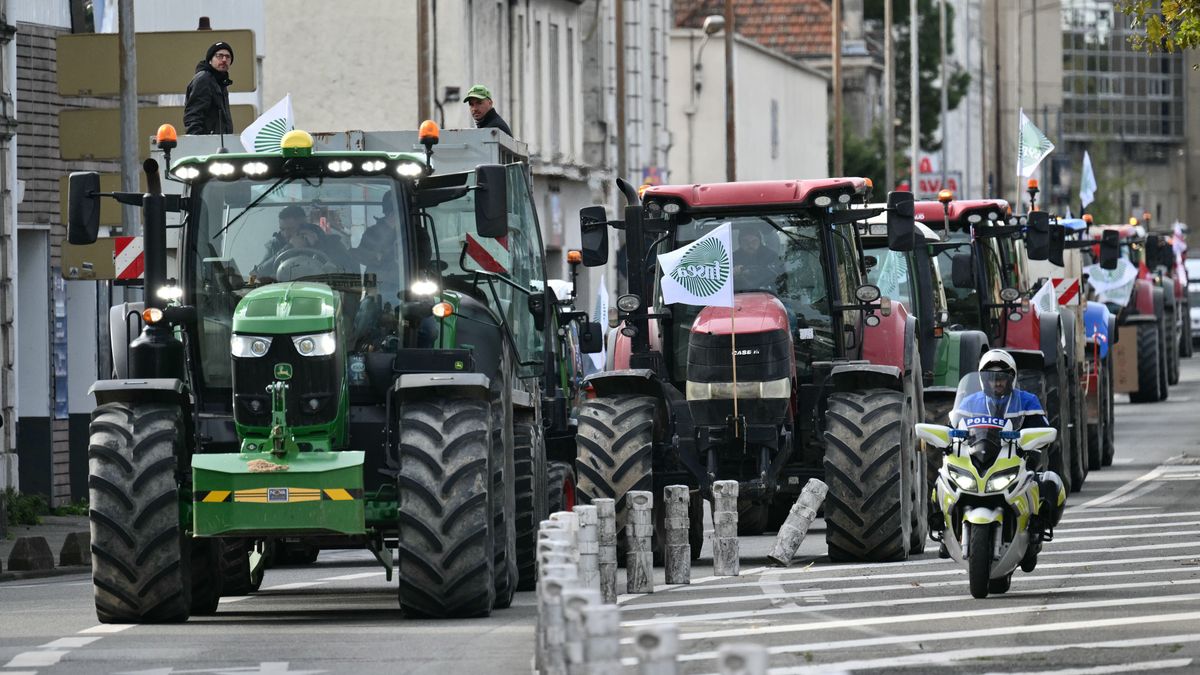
left=39, top=637, right=101, bottom=649
left=1049, top=518, right=1200, bottom=533
left=3, top=650, right=68, bottom=668
left=620, top=564, right=1200, bottom=615
left=1048, top=526, right=1200, bottom=544
left=317, top=572, right=381, bottom=582
left=621, top=579, right=1200, bottom=632
left=78, top=624, right=134, bottom=634
left=260, top=582, right=324, bottom=591
left=1059, top=510, right=1200, bottom=524
left=628, top=609, right=1200, bottom=666
left=983, top=659, right=1193, bottom=675
left=756, top=633, right=1200, bottom=675
left=1077, top=466, right=1166, bottom=509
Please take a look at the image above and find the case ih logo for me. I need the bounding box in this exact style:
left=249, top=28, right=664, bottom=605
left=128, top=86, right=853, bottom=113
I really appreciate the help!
left=733, top=349, right=761, bottom=356
left=669, top=237, right=730, bottom=298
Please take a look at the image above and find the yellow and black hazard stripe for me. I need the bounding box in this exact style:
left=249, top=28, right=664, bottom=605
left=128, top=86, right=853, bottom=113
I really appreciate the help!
left=193, top=488, right=363, bottom=503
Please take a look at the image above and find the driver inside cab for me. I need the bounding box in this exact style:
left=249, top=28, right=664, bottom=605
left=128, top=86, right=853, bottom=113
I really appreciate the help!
left=732, top=224, right=783, bottom=291
left=251, top=205, right=352, bottom=281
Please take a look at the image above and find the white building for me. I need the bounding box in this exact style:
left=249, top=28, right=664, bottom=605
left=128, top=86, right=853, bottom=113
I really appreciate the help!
left=668, top=29, right=829, bottom=185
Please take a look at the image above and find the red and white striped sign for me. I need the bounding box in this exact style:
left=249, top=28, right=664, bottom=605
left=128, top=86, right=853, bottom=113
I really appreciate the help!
left=464, top=233, right=510, bottom=274
left=113, top=236, right=144, bottom=280
left=1051, top=277, right=1080, bottom=305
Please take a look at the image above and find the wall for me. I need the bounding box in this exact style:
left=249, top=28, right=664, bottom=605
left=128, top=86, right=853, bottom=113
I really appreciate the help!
left=668, top=30, right=829, bottom=185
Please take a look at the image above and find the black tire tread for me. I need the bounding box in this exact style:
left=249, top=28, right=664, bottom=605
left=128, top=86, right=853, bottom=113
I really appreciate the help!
left=576, top=395, right=655, bottom=549
left=1129, top=322, right=1162, bottom=403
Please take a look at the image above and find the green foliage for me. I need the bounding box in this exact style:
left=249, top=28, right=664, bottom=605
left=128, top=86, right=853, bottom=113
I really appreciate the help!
left=52, top=499, right=89, bottom=517
left=864, top=0, right=972, bottom=153
left=1119, top=0, right=1200, bottom=54
left=4, top=488, right=48, bottom=528
left=837, top=123, right=898, bottom=191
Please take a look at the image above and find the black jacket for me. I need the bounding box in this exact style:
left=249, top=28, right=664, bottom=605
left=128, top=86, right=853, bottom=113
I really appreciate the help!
left=476, top=108, right=513, bottom=137
left=184, top=62, right=234, bottom=135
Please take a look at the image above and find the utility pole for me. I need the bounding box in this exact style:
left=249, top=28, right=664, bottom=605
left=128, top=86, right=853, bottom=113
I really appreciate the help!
left=885, top=0, right=894, bottom=190
left=832, top=0, right=843, bottom=176
left=724, top=0, right=736, bottom=182
left=909, top=0, right=919, bottom=194
left=118, top=0, right=137, bottom=234
left=616, top=0, right=627, bottom=182
left=939, top=0, right=947, bottom=188
left=417, top=0, right=432, bottom=122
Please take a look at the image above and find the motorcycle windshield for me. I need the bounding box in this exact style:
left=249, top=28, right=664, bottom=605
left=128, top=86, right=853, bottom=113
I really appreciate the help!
left=966, top=427, right=1003, bottom=471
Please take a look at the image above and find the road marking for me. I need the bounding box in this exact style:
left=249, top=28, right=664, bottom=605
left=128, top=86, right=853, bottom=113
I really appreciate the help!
left=3, top=651, right=68, bottom=668
left=1077, top=466, right=1165, bottom=509
left=219, top=595, right=253, bottom=604
left=1053, top=518, right=1200, bottom=533
left=759, top=633, right=1200, bottom=675
left=985, top=659, right=1193, bottom=675
left=621, top=578, right=1200, bottom=630
left=39, top=637, right=101, bottom=649
left=79, top=624, right=134, bottom=634
left=626, top=609, right=1200, bottom=665
left=1060, top=510, right=1200, bottom=524
left=316, top=572, right=380, bottom=581
left=1050, top=527, right=1200, bottom=544
left=621, top=564, right=1200, bottom=615
left=260, top=582, right=323, bottom=591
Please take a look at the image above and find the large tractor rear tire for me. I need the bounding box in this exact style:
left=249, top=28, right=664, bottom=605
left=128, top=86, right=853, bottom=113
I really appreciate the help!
left=88, top=402, right=191, bottom=624
left=922, top=395, right=955, bottom=531
left=1181, top=301, right=1194, bottom=358
left=1130, top=322, right=1163, bottom=403
left=513, top=415, right=547, bottom=592
left=737, top=500, right=769, bottom=536
left=1158, top=316, right=1171, bottom=400
left=547, top=461, right=577, bottom=514
left=1068, top=367, right=1087, bottom=491
left=1044, top=362, right=1073, bottom=495
left=1167, top=309, right=1181, bottom=385
left=1087, top=358, right=1107, bottom=471
left=576, top=395, right=655, bottom=552
left=490, top=399, right=517, bottom=611
left=189, top=538, right=222, bottom=615
left=823, top=389, right=914, bottom=562
left=906, top=370, right=928, bottom=555
left=218, top=539, right=254, bottom=597
left=396, top=397, right=496, bottom=618
left=1102, top=357, right=1116, bottom=466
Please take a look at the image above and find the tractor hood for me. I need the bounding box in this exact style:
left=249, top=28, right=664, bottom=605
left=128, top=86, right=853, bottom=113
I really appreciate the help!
left=233, top=282, right=341, bottom=335
left=691, top=292, right=790, bottom=336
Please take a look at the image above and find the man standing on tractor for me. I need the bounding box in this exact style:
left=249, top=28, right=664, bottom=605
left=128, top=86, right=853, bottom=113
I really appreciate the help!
left=183, top=41, right=235, bottom=135
left=463, top=84, right=513, bottom=137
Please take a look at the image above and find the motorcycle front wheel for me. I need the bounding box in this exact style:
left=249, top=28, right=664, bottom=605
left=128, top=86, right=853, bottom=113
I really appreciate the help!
left=967, top=523, right=995, bottom=599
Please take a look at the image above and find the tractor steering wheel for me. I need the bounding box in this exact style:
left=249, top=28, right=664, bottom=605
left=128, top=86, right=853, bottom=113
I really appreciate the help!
left=270, top=247, right=335, bottom=282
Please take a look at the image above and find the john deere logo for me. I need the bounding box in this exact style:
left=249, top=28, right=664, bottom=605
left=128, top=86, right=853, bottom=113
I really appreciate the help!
left=274, top=363, right=293, bottom=380
left=669, top=238, right=730, bottom=298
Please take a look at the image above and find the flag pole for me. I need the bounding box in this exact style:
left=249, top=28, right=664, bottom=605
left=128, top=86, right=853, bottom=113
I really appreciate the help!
left=730, top=304, right=739, bottom=435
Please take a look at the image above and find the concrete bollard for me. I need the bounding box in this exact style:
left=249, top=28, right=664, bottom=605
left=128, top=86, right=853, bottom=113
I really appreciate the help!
left=7, top=536, right=54, bottom=571
left=767, top=479, right=829, bottom=567
left=550, top=510, right=580, bottom=540
left=663, top=485, right=691, bottom=585
left=573, top=505, right=600, bottom=593
left=712, top=480, right=740, bottom=576
left=561, top=587, right=600, bottom=675
left=716, top=643, right=768, bottom=675
left=634, top=623, right=679, bottom=675
left=581, top=604, right=623, bottom=675
left=538, top=566, right=578, bottom=675
left=625, top=490, right=654, bottom=594
left=59, top=531, right=91, bottom=567
left=594, top=498, right=618, bottom=604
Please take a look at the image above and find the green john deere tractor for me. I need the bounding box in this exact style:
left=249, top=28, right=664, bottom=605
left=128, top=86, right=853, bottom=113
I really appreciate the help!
left=68, top=123, right=566, bottom=621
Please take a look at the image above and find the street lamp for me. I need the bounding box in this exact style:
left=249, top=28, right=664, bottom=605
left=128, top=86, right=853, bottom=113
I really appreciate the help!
left=686, top=15, right=725, bottom=183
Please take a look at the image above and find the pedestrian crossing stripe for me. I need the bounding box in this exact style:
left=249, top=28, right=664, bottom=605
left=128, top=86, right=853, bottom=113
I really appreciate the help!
left=193, top=488, right=363, bottom=503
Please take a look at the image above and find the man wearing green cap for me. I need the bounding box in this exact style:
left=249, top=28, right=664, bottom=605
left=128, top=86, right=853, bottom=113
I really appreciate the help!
left=463, top=84, right=513, bottom=137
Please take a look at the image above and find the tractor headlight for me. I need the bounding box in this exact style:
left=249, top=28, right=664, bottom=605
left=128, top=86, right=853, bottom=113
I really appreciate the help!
left=231, top=335, right=272, bottom=358
left=948, top=465, right=978, bottom=492
left=292, top=331, right=337, bottom=357
left=986, top=468, right=1020, bottom=492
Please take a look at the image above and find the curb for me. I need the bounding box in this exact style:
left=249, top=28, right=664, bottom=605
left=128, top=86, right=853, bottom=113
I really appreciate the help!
left=0, top=565, right=91, bottom=583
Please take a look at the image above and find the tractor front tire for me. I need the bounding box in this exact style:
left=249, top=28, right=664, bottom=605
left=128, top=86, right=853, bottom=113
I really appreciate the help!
left=513, top=415, right=547, bottom=592
left=1044, top=364, right=1073, bottom=495
left=547, top=461, right=577, bottom=514
left=576, top=395, right=656, bottom=552
left=396, top=398, right=496, bottom=618
left=823, top=389, right=913, bottom=562
left=1130, top=323, right=1163, bottom=403
left=1101, top=357, right=1116, bottom=466
left=88, top=402, right=190, bottom=624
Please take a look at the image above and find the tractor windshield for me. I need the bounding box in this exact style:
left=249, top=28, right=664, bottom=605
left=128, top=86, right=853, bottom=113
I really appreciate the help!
left=189, top=176, right=411, bottom=388
left=864, top=246, right=913, bottom=309
left=662, top=211, right=835, bottom=381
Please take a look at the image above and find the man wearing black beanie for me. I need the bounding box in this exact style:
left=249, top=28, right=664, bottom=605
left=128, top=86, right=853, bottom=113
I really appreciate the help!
left=183, top=41, right=235, bottom=135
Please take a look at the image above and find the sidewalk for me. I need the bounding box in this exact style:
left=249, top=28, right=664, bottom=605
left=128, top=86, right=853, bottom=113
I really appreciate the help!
left=0, top=514, right=90, bottom=582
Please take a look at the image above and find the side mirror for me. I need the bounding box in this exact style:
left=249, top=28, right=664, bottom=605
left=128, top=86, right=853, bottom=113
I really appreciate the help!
left=1017, top=427, right=1057, bottom=452
left=579, top=205, right=609, bottom=267
left=863, top=255, right=878, bottom=271
left=528, top=287, right=548, bottom=332
left=915, top=423, right=953, bottom=449
left=579, top=321, right=604, bottom=354
left=68, top=171, right=101, bottom=245
left=951, top=253, right=974, bottom=288
left=474, top=164, right=509, bottom=238
left=1048, top=223, right=1065, bottom=267
left=886, top=190, right=915, bottom=252
left=1025, top=211, right=1050, bottom=261
left=1100, top=230, right=1120, bottom=270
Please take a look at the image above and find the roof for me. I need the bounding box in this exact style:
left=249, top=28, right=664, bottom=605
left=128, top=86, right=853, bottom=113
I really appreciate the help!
left=643, top=178, right=869, bottom=209
left=675, top=0, right=833, bottom=59
left=913, top=199, right=1010, bottom=228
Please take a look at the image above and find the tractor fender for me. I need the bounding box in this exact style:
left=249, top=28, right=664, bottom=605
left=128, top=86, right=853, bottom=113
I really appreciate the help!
left=827, top=363, right=903, bottom=393
left=1162, top=280, right=1178, bottom=313
left=1038, top=313, right=1065, bottom=370
left=1059, top=311, right=1079, bottom=366
left=1083, top=301, right=1113, bottom=359
left=1004, top=304, right=1043, bottom=353
left=1132, top=279, right=1156, bottom=316
left=108, top=301, right=145, bottom=379
left=955, top=330, right=990, bottom=380
left=1003, top=348, right=1048, bottom=375
left=582, top=368, right=677, bottom=444
left=90, top=378, right=189, bottom=406
left=610, top=320, right=663, bottom=370
left=393, top=372, right=491, bottom=400
left=861, top=301, right=912, bottom=373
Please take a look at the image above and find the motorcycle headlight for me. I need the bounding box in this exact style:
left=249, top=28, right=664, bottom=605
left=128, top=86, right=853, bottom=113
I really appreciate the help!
left=231, top=335, right=272, bottom=358
left=292, top=331, right=337, bottom=357
left=948, top=465, right=978, bottom=492
left=986, top=468, right=1020, bottom=492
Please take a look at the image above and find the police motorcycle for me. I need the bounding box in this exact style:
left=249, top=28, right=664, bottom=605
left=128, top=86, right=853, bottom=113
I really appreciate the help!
left=915, top=360, right=1067, bottom=599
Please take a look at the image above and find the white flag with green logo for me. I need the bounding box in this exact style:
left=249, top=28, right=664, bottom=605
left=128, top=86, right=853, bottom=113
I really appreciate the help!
left=658, top=222, right=735, bottom=308
left=1017, top=108, right=1055, bottom=178
left=240, top=94, right=294, bottom=153
left=1079, top=150, right=1097, bottom=209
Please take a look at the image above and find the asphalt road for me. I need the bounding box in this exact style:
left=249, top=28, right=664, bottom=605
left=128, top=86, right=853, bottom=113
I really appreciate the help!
left=3, top=359, right=1200, bottom=675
